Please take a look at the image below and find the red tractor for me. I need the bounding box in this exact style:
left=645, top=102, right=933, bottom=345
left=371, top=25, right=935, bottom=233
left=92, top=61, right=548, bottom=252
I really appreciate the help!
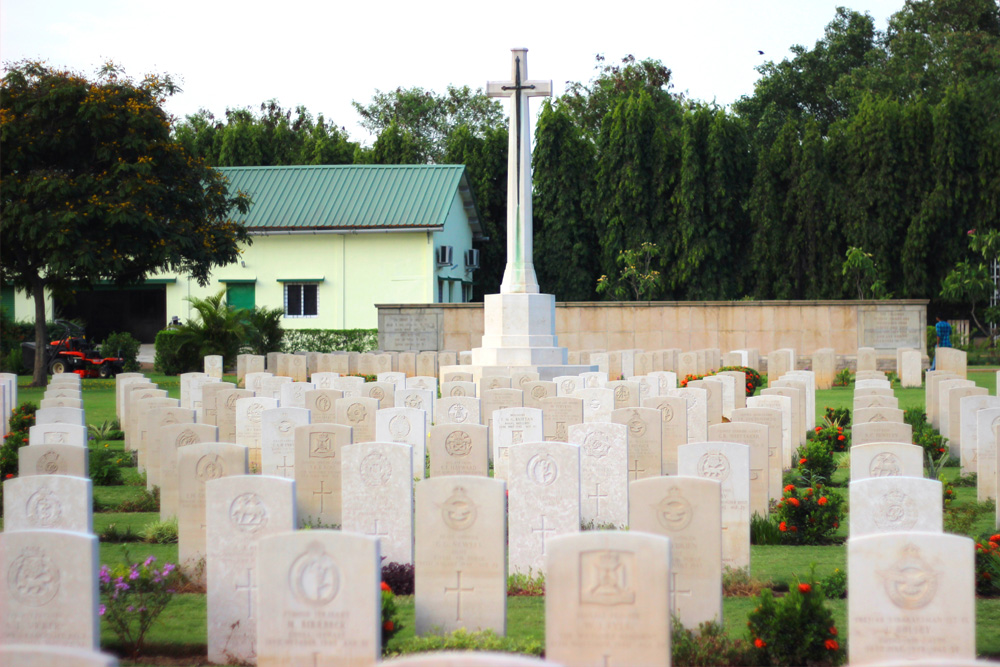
left=21, top=320, right=125, bottom=378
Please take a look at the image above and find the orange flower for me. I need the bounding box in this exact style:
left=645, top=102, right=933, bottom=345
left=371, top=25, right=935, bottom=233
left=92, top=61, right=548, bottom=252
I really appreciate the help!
left=754, top=638, right=766, bottom=648
left=829, top=627, right=838, bottom=636
left=799, top=457, right=808, bottom=465
left=814, top=426, right=822, bottom=432
left=784, top=484, right=795, bottom=493
left=825, top=639, right=839, bottom=651
left=788, top=497, right=800, bottom=507
left=779, top=521, right=787, bottom=532
left=790, top=525, right=798, bottom=532
left=818, top=496, right=828, bottom=505
left=383, top=620, right=394, bottom=631
left=798, top=583, right=812, bottom=593
left=381, top=581, right=392, bottom=592
left=837, top=435, right=845, bottom=441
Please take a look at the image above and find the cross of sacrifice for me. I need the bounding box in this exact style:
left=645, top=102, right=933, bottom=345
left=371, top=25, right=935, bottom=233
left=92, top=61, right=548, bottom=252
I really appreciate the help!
left=531, top=514, right=556, bottom=555
left=235, top=568, right=258, bottom=618
left=486, top=48, right=552, bottom=295
left=444, top=570, right=475, bottom=622
left=276, top=455, right=293, bottom=478
left=313, top=480, right=332, bottom=513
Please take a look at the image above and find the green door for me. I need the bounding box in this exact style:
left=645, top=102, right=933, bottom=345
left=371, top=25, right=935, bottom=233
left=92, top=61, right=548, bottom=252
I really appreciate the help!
left=226, top=283, right=256, bottom=311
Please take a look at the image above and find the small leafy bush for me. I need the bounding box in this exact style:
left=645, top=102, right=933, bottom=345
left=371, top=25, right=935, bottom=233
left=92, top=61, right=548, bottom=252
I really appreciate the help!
left=99, top=331, right=141, bottom=372
left=381, top=561, right=414, bottom=595
left=385, top=629, right=543, bottom=657
left=823, top=406, right=851, bottom=429
left=833, top=367, right=853, bottom=387
left=953, top=472, right=978, bottom=487
left=795, top=438, right=838, bottom=485
left=809, top=421, right=849, bottom=454
left=821, top=567, right=847, bottom=599
left=750, top=512, right=782, bottom=545
left=100, top=554, right=183, bottom=659
left=153, top=329, right=201, bottom=375
left=243, top=306, right=285, bottom=356
left=0, top=401, right=36, bottom=482
left=775, top=484, right=845, bottom=545
left=904, top=410, right=950, bottom=465
left=117, top=487, right=160, bottom=513
left=718, top=365, right=764, bottom=397
left=671, top=618, right=755, bottom=666
left=747, top=571, right=845, bottom=666
left=141, top=518, right=178, bottom=544
left=89, top=444, right=124, bottom=486
left=100, top=522, right=138, bottom=543
left=381, top=581, right=402, bottom=650
left=507, top=570, right=545, bottom=596
left=975, top=533, right=1000, bottom=596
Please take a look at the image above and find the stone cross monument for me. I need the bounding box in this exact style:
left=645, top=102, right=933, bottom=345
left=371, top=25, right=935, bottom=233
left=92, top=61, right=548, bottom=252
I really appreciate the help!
left=470, top=48, right=588, bottom=376
left=485, top=48, right=551, bottom=294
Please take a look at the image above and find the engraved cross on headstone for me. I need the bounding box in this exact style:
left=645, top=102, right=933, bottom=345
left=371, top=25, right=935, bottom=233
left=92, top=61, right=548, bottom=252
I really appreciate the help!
left=368, top=519, right=390, bottom=538
left=313, top=480, right=332, bottom=513
left=628, top=459, right=646, bottom=481
left=235, top=567, right=257, bottom=618
left=276, top=455, right=293, bottom=478
left=669, top=570, right=692, bottom=612
left=588, top=482, right=608, bottom=516
left=443, top=570, right=475, bottom=622
left=531, top=514, right=555, bottom=554
left=487, top=48, right=552, bottom=294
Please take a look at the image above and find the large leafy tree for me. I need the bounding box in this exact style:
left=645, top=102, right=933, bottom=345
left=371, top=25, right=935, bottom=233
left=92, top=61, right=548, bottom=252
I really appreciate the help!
left=353, top=85, right=504, bottom=163
left=1, top=62, right=251, bottom=386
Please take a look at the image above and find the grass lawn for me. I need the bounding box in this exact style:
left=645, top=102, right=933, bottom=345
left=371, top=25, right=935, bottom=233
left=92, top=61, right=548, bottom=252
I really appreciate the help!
left=8, top=372, right=1000, bottom=664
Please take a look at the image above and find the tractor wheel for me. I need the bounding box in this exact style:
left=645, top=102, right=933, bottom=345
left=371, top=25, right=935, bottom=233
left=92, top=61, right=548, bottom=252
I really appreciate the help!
left=99, top=364, right=113, bottom=379
left=48, top=358, right=68, bottom=375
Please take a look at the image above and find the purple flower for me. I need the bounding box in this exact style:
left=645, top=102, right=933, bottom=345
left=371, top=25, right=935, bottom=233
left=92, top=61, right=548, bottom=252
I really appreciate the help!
left=143, top=555, right=156, bottom=567
left=162, top=563, right=176, bottom=575
left=128, top=569, right=140, bottom=581
left=99, top=566, right=111, bottom=585
left=99, top=604, right=106, bottom=616
left=127, top=605, right=134, bottom=612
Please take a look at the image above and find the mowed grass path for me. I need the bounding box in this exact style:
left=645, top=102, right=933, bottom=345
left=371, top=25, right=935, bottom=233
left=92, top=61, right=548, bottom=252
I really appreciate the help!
left=11, top=372, right=1000, bottom=664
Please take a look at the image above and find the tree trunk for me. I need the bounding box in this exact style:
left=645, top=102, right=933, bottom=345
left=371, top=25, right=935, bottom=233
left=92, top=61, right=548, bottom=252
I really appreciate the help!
left=31, top=278, right=48, bottom=388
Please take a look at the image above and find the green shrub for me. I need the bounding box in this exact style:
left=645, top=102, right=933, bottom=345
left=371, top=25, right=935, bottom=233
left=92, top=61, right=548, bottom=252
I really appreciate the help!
left=507, top=569, right=545, bottom=596
left=0, top=401, right=36, bottom=483
left=775, top=483, right=845, bottom=545
left=671, top=619, right=755, bottom=666
left=141, top=518, right=178, bottom=543
left=244, top=306, right=285, bottom=355
left=0, top=345, right=24, bottom=374
left=718, top=365, right=764, bottom=397
left=89, top=445, right=124, bottom=486
left=795, top=438, right=838, bottom=484
left=833, top=367, right=853, bottom=387
left=808, top=420, right=849, bottom=455
left=386, top=629, right=543, bottom=657
left=821, top=567, right=847, bottom=599
left=281, top=328, right=378, bottom=353
left=381, top=581, right=401, bottom=650
left=823, top=406, right=851, bottom=429
left=747, top=571, right=845, bottom=666
left=100, top=522, right=138, bottom=543
left=98, top=331, right=141, bottom=371
left=153, top=329, right=201, bottom=375
left=750, top=512, right=782, bottom=545
left=117, top=487, right=160, bottom=513
left=904, top=410, right=950, bottom=466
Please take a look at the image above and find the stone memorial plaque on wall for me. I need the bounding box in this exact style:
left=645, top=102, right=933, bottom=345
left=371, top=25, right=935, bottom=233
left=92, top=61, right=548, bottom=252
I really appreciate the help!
left=859, top=307, right=923, bottom=350
left=379, top=310, right=443, bottom=351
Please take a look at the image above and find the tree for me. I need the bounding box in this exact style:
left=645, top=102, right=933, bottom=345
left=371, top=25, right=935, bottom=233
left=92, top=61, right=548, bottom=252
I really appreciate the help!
left=172, top=290, right=249, bottom=367
left=352, top=85, right=503, bottom=163
left=1, top=62, right=251, bottom=386
left=532, top=99, right=598, bottom=300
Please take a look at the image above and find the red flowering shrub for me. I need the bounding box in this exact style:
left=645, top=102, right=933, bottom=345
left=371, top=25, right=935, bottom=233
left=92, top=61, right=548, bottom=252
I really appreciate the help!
left=0, top=401, right=37, bottom=486
left=747, top=571, right=845, bottom=666
left=381, top=579, right=401, bottom=650
left=774, top=484, right=845, bottom=545
left=975, top=534, right=1000, bottom=596
left=808, top=420, right=850, bottom=453
left=718, top=365, right=764, bottom=397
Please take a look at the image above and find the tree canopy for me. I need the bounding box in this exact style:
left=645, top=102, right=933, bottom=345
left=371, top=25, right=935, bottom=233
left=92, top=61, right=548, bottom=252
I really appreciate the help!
left=0, top=61, right=251, bottom=385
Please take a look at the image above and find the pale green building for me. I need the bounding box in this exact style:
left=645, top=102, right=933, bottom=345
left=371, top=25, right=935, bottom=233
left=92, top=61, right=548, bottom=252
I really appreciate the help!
left=2, top=164, right=484, bottom=341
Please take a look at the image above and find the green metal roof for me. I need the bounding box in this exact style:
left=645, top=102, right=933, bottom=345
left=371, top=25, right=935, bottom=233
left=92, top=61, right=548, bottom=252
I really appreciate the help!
left=216, top=165, right=482, bottom=236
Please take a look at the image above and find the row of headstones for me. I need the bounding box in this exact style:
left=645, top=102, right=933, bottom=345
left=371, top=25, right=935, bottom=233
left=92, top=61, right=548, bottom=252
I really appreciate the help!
left=0, top=495, right=980, bottom=666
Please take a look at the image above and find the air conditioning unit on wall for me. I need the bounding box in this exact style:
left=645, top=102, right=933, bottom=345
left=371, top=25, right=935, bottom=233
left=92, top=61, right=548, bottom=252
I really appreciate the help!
left=436, top=245, right=453, bottom=266
left=464, top=249, right=480, bottom=269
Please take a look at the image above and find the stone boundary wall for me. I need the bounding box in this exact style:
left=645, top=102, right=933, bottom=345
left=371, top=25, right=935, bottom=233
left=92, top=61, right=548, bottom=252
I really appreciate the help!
left=378, top=300, right=929, bottom=357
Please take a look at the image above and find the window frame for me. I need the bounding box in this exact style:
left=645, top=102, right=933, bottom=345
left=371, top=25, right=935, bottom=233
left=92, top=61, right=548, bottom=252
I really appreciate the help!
left=283, top=282, right=319, bottom=318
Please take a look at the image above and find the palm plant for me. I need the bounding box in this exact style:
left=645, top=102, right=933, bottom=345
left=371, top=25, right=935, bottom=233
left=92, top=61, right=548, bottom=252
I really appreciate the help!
left=173, top=290, right=248, bottom=368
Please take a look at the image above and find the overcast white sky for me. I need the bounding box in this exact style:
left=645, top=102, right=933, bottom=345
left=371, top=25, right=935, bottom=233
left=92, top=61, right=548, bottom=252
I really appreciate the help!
left=2, top=0, right=904, bottom=142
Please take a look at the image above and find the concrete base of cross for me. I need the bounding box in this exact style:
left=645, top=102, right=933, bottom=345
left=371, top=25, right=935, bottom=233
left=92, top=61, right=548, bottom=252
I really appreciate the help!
left=440, top=363, right=598, bottom=384
left=472, top=292, right=568, bottom=366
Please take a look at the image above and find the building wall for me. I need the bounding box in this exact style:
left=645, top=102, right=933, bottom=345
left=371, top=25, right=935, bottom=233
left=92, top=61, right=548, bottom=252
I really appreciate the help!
left=378, top=300, right=930, bottom=356
left=430, top=191, right=475, bottom=303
